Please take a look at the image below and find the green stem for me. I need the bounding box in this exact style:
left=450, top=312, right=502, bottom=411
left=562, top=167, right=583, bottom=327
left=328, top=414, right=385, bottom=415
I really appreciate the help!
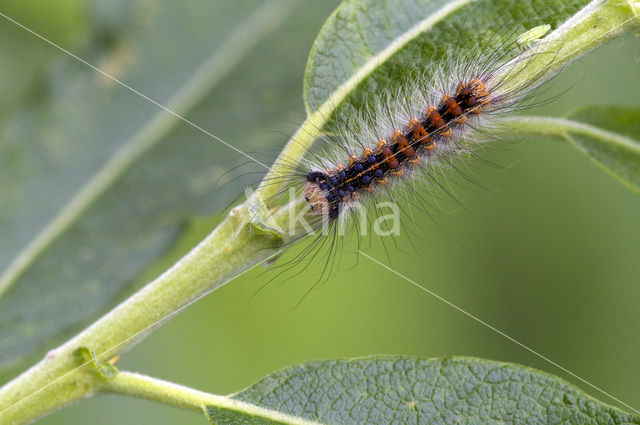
left=100, top=371, right=316, bottom=425
left=504, top=116, right=640, bottom=154
left=495, top=0, right=640, bottom=95
left=0, top=207, right=283, bottom=425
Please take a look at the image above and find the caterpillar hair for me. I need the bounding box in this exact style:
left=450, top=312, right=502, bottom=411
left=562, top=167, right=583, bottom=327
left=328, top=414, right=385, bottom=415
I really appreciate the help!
left=240, top=0, right=639, bottom=299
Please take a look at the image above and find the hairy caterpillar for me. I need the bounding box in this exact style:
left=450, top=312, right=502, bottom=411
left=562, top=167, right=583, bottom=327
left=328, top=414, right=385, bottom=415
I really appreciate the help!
left=246, top=0, right=639, bottom=292
left=303, top=78, right=491, bottom=220
left=296, top=32, right=554, bottom=229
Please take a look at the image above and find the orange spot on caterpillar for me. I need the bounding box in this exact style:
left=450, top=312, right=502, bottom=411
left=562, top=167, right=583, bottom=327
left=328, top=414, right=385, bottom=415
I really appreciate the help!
left=469, top=79, right=490, bottom=98
left=426, top=107, right=453, bottom=137
left=467, top=79, right=491, bottom=113
left=408, top=118, right=432, bottom=146
left=393, top=129, right=416, bottom=158
left=378, top=139, right=400, bottom=169
left=442, top=94, right=467, bottom=125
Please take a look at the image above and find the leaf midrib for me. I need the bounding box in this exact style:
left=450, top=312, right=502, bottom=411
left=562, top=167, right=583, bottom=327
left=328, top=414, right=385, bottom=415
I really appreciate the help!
left=305, top=0, right=474, bottom=117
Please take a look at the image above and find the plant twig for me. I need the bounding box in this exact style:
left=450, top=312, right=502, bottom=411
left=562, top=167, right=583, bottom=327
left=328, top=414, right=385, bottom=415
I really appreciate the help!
left=101, top=371, right=319, bottom=425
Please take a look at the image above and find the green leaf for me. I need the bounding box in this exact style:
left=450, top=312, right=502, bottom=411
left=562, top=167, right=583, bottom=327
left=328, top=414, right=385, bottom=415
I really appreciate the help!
left=0, top=0, right=337, bottom=371
left=564, top=106, right=640, bottom=193
left=501, top=107, right=640, bottom=194
left=206, top=356, right=639, bottom=425
left=303, top=0, right=590, bottom=117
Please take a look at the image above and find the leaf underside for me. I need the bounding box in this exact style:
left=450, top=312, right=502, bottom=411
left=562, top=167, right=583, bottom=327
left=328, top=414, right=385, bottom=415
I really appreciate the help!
left=207, top=356, right=640, bottom=425
left=0, top=0, right=337, bottom=372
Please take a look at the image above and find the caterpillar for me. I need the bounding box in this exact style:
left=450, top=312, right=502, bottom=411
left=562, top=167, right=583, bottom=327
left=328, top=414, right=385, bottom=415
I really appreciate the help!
left=296, top=34, right=548, bottom=231
left=303, top=78, right=491, bottom=220
left=248, top=0, right=639, bottom=294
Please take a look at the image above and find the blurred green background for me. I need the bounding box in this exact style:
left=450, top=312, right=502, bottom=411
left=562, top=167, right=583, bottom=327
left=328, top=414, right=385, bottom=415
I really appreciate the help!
left=0, top=0, right=639, bottom=424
